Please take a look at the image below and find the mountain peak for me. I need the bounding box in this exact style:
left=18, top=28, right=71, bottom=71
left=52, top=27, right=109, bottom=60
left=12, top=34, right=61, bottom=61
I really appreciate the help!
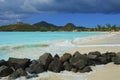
left=64, top=23, right=76, bottom=28
left=33, top=21, right=56, bottom=28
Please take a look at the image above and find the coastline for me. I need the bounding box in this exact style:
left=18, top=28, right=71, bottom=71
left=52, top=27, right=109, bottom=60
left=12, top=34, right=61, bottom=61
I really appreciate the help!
left=33, top=31, right=120, bottom=80
left=1, top=32, right=120, bottom=80
left=66, top=32, right=120, bottom=80
left=66, top=32, right=120, bottom=54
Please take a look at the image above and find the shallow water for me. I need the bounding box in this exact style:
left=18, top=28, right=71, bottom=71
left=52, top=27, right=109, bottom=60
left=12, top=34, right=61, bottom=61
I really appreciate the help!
left=0, top=32, right=102, bottom=60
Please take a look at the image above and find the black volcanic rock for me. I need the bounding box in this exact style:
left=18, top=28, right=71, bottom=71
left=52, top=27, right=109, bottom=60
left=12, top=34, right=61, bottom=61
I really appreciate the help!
left=38, top=53, right=53, bottom=70
left=63, top=61, right=72, bottom=71
left=54, top=54, right=60, bottom=59
left=79, top=66, right=92, bottom=73
left=48, top=58, right=63, bottom=72
left=8, top=57, right=31, bottom=70
left=69, top=51, right=89, bottom=69
left=104, top=52, right=116, bottom=62
left=26, top=60, right=45, bottom=74
left=0, top=51, right=120, bottom=79
left=60, top=53, right=72, bottom=63
left=10, top=68, right=27, bottom=79
left=88, top=51, right=101, bottom=59
left=0, top=66, right=14, bottom=77
left=112, top=53, right=120, bottom=64
left=0, top=60, right=8, bottom=67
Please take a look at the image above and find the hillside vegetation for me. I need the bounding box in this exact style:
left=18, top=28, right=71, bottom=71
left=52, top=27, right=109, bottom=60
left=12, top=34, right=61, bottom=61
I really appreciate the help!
left=0, top=21, right=120, bottom=31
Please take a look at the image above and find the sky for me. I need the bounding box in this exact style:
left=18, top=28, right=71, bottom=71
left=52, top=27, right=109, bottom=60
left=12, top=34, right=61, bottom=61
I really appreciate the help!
left=0, top=0, right=120, bottom=27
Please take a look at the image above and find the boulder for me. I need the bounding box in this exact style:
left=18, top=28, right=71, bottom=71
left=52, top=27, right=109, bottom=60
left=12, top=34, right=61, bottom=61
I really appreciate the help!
left=60, top=53, right=72, bottom=63
left=48, top=58, right=63, bottom=72
left=72, top=51, right=89, bottom=60
left=103, top=52, right=116, bottom=62
left=69, top=52, right=89, bottom=69
left=88, top=51, right=101, bottom=60
left=72, top=59, right=88, bottom=69
left=26, top=74, right=38, bottom=79
left=63, top=61, right=72, bottom=71
left=8, top=57, right=31, bottom=70
left=112, top=53, right=120, bottom=64
left=87, top=51, right=102, bottom=65
left=0, top=60, right=8, bottom=67
left=71, top=68, right=77, bottom=73
left=79, top=66, right=92, bottom=73
left=39, top=53, right=53, bottom=70
left=10, top=68, right=27, bottom=79
left=54, top=54, right=60, bottom=59
left=88, top=51, right=101, bottom=56
left=98, top=56, right=108, bottom=64
left=26, top=60, right=45, bottom=74
left=0, top=66, right=14, bottom=77
left=97, top=52, right=116, bottom=64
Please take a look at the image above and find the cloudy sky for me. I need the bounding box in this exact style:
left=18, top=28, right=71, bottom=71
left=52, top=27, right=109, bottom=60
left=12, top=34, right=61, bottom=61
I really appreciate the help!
left=0, top=0, right=120, bottom=27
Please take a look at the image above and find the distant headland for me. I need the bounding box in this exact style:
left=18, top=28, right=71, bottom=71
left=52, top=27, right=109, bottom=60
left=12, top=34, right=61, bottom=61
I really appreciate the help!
left=0, top=21, right=120, bottom=31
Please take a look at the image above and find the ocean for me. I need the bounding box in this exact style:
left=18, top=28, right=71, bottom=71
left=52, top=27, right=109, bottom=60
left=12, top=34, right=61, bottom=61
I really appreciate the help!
left=0, top=32, right=102, bottom=60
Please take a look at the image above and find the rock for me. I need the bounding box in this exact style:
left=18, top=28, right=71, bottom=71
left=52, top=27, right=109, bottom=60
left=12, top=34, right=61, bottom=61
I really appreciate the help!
left=60, top=53, right=72, bottom=63
left=88, top=51, right=101, bottom=56
left=39, top=53, right=53, bottom=70
left=0, top=60, right=8, bottom=67
left=0, top=66, right=14, bottom=77
left=54, top=54, right=59, bottom=59
left=71, top=68, right=77, bottom=73
left=8, top=57, right=31, bottom=70
left=98, top=56, right=108, bottom=64
left=73, top=51, right=81, bottom=56
left=73, top=59, right=87, bottom=69
left=88, top=51, right=101, bottom=59
left=103, top=52, right=116, bottom=62
left=26, top=60, right=45, bottom=74
left=48, top=58, right=63, bottom=72
left=26, top=74, right=38, bottom=79
left=70, top=52, right=89, bottom=69
left=79, top=66, right=92, bottom=73
left=112, top=53, right=120, bottom=64
left=73, top=51, right=89, bottom=60
left=87, top=51, right=102, bottom=65
left=10, top=68, right=27, bottom=79
left=63, top=61, right=72, bottom=71
left=97, top=52, right=116, bottom=64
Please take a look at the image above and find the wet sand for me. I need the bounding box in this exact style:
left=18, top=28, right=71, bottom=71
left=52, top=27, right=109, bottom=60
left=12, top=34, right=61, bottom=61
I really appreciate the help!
left=66, top=32, right=120, bottom=80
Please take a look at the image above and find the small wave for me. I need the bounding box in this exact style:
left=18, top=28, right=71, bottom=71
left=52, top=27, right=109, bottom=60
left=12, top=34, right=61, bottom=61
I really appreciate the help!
left=12, top=44, right=49, bottom=49
left=0, top=43, right=49, bottom=51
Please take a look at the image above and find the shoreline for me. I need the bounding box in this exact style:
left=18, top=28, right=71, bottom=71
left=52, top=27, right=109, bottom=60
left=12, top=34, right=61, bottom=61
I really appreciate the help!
left=0, top=32, right=120, bottom=80
left=0, top=51, right=120, bottom=80
left=65, top=32, right=120, bottom=80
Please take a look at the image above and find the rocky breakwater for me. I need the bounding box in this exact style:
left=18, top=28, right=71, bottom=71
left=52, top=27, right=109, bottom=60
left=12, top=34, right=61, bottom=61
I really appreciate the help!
left=0, top=51, right=120, bottom=79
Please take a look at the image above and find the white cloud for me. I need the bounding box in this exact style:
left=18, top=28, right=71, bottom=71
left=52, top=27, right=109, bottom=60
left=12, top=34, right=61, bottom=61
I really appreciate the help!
left=0, top=0, right=120, bottom=24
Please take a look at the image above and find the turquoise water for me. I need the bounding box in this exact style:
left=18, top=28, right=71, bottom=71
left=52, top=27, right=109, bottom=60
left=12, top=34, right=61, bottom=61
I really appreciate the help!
left=0, top=32, right=101, bottom=45
left=0, top=32, right=102, bottom=60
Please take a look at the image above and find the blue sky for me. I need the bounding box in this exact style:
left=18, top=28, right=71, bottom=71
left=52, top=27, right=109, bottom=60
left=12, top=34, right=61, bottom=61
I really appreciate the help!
left=0, top=0, right=120, bottom=27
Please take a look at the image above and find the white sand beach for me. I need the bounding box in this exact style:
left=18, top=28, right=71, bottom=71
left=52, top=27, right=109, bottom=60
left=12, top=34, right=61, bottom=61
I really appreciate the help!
left=67, top=32, right=120, bottom=54
left=1, top=32, right=120, bottom=80
left=36, top=32, right=120, bottom=80
left=66, top=32, right=120, bottom=80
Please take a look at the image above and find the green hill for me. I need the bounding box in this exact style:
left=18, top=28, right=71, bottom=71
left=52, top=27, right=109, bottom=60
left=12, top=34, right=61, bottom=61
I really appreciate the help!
left=0, top=22, right=37, bottom=31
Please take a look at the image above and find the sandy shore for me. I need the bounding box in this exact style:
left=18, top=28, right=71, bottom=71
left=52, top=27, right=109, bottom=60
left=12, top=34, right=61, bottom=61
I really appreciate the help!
left=67, top=32, right=120, bottom=54
left=66, top=32, right=120, bottom=80
left=2, top=32, right=120, bottom=80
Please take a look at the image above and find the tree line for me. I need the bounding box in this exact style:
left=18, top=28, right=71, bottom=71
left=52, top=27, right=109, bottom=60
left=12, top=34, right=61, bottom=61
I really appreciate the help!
left=0, top=21, right=120, bottom=31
